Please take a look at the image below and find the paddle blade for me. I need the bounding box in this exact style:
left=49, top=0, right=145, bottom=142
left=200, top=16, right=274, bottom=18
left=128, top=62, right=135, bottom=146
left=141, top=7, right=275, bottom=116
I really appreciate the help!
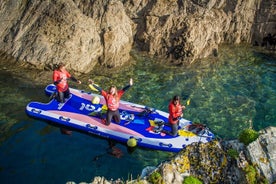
left=186, top=99, right=191, bottom=106
left=89, top=84, right=99, bottom=92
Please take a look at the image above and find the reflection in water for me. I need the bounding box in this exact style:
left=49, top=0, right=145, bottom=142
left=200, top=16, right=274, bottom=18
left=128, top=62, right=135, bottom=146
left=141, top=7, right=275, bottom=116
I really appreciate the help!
left=0, top=45, right=275, bottom=183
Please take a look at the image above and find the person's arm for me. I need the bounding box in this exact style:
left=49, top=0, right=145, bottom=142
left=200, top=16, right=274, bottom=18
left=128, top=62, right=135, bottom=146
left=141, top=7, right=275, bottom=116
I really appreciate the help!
left=122, top=78, right=133, bottom=91
left=88, top=79, right=102, bottom=92
left=69, top=76, right=81, bottom=84
left=53, top=78, right=62, bottom=85
left=122, top=84, right=131, bottom=91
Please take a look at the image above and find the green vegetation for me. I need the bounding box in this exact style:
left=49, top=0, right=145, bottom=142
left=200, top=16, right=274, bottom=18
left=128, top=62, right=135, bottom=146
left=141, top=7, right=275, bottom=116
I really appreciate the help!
left=227, top=148, right=239, bottom=159
left=148, top=171, right=163, bottom=184
left=183, top=176, right=202, bottom=184
left=238, top=128, right=259, bottom=145
left=243, top=164, right=270, bottom=184
left=244, top=164, right=257, bottom=184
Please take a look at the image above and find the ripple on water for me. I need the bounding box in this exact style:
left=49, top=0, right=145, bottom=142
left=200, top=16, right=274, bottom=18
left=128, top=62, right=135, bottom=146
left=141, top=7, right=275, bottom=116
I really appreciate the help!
left=0, top=45, right=275, bottom=183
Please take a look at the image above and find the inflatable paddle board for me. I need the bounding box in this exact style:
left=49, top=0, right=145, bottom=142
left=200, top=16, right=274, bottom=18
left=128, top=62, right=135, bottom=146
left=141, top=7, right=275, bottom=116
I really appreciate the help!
left=25, top=84, right=215, bottom=152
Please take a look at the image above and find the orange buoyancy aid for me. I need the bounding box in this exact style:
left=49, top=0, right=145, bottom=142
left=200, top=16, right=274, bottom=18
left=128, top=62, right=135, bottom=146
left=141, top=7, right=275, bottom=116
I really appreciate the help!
left=53, top=69, right=71, bottom=92
left=102, top=90, right=124, bottom=111
left=168, top=101, right=183, bottom=124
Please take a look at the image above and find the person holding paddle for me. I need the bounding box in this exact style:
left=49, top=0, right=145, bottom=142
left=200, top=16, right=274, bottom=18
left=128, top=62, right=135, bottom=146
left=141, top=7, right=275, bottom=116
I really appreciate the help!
left=88, top=78, right=133, bottom=126
left=167, top=95, right=186, bottom=136
left=53, top=63, right=81, bottom=103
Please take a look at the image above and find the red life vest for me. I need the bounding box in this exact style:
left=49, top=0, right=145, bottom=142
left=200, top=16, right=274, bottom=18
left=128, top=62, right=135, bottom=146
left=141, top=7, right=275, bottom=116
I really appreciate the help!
left=53, top=69, right=71, bottom=92
left=102, top=90, right=124, bottom=111
left=168, top=101, right=183, bottom=124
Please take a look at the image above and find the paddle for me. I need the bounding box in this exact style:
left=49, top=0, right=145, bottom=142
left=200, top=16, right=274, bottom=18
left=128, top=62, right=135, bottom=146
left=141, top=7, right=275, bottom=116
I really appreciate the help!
left=88, top=83, right=100, bottom=92
left=88, top=79, right=100, bottom=92
left=186, top=98, right=191, bottom=106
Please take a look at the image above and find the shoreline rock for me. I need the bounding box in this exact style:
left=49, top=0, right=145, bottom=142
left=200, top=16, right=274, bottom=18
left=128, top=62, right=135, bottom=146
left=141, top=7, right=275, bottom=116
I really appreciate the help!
left=83, top=126, right=275, bottom=184
left=0, top=0, right=275, bottom=73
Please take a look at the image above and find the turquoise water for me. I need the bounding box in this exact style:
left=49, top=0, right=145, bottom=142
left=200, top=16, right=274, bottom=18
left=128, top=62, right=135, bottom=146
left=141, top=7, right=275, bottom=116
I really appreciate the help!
left=0, top=45, right=275, bottom=183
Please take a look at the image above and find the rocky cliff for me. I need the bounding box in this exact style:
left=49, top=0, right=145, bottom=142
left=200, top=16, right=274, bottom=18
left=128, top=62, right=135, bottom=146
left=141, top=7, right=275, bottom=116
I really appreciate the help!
left=85, top=127, right=275, bottom=184
left=0, top=0, right=275, bottom=73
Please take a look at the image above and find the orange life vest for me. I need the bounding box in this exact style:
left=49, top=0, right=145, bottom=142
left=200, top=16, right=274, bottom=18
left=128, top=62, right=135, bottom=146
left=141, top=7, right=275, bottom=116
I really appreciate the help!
left=168, top=101, right=183, bottom=124
left=53, top=69, right=71, bottom=92
left=102, top=90, right=124, bottom=111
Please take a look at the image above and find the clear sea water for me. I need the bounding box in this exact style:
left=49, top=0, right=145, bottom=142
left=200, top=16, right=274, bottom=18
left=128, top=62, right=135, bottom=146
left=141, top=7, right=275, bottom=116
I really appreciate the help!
left=0, top=45, right=275, bottom=183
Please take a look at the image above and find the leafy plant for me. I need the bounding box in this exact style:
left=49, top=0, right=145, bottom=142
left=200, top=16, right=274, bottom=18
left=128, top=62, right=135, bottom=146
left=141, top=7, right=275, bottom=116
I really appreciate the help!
left=238, top=128, right=259, bottom=145
left=183, top=176, right=202, bottom=184
left=148, top=171, right=163, bottom=184
left=244, top=164, right=257, bottom=184
left=227, top=148, right=239, bottom=159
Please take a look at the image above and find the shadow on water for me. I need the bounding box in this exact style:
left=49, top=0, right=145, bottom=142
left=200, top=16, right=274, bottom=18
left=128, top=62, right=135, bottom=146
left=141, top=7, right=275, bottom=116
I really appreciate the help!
left=0, top=45, right=275, bottom=183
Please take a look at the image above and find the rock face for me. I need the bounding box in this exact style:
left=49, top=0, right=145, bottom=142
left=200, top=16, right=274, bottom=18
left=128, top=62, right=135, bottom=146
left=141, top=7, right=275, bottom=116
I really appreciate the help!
left=147, top=127, right=276, bottom=184
left=0, top=0, right=133, bottom=73
left=163, top=141, right=228, bottom=184
left=0, top=0, right=275, bottom=73
left=246, top=126, right=276, bottom=184
left=66, top=127, right=276, bottom=184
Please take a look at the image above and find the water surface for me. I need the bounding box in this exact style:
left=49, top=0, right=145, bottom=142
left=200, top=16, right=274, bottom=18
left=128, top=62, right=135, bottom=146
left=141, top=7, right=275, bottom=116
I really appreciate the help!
left=0, top=45, right=275, bottom=183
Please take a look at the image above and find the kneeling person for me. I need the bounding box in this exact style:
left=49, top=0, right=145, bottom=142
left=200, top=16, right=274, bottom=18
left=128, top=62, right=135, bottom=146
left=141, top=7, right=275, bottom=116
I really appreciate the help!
left=88, top=78, right=133, bottom=125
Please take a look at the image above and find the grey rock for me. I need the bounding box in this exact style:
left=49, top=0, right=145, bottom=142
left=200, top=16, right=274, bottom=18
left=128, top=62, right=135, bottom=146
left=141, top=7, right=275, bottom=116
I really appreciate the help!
left=247, top=126, right=276, bottom=184
left=0, top=0, right=275, bottom=72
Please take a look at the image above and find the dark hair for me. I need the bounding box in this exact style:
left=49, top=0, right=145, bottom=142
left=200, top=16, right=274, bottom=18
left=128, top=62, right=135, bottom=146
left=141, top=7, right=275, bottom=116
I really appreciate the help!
left=173, top=95, right=180, bottom=101
left=57, top=62, right=65, bottom=69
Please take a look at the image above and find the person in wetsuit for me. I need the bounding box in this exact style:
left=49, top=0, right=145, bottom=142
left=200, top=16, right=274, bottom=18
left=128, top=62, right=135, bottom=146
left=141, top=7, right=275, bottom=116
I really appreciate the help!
left=53, top=63, right=81, bottom=103
left=167, top=95, right=186, bottom=136
left=88, top=78, right=133, bottom=126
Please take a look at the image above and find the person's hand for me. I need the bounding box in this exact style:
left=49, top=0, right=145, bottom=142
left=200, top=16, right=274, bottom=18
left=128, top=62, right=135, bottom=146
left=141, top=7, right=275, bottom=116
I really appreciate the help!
left=77, top=80, right=81, bottom=84
left=88, top=79, right=94, bottom=84
left=182, top=105, right=186, bottom=110
left=129, top=78, right=133, bottom=86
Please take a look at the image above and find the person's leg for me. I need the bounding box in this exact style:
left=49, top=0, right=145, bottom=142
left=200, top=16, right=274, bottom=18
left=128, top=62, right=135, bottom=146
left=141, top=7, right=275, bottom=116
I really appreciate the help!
left=113, top=110, right=121, bottom=124
left=58, top=91, right=65, bottom=103
left=105, top=110, right=113, bottom=126
left=162, top=123, right=175, bottom=136
left=171, top=123, right=178, bottom=136
left=64, top=88, right=70, bottom=99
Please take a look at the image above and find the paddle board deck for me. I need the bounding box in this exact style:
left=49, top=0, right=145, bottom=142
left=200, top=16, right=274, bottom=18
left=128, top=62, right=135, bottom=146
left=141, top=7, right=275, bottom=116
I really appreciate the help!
left=25, top=84, right=215, bottom=152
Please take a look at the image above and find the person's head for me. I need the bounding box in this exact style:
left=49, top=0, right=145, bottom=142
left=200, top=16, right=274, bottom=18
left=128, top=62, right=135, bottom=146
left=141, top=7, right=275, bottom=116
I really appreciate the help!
left=172, top=95, right=180, bottom=105
left=57, top=63, right=66, bottom=72
left=109, top=85, right=117, bottom=95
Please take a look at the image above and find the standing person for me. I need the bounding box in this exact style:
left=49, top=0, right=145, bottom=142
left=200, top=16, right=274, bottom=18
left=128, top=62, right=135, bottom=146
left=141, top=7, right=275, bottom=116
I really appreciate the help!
left=167, top=95, right=186, bottom=136
left=88, top=78, right=133, bottom=126
left=53, top=63, right=81, bottom=103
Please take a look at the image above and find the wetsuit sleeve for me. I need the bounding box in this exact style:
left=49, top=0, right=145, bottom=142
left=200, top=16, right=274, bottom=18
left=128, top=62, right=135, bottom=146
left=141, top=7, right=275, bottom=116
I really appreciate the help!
left=122, top=84, right=131, bottom=91
left=69, top=76, right=78, bottom=82
left=53, top=79, right=62, bottom=85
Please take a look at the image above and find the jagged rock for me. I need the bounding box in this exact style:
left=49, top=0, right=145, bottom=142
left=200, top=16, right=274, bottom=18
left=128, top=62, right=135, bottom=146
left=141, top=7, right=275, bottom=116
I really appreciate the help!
left=246, top=126, right=276, bottom=184
left=0, top=0, right=275, bottom=72
left=70, top=127, right=275, bottom=184
left=221, top=140, right=248, bottom=184
left=91, top=176, right=111, bottom=184
left=124, top=0, right=275, bottom=64
left=144, top=141, right=228, bottom=184
left=0, top=0, right=133, bottom=73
